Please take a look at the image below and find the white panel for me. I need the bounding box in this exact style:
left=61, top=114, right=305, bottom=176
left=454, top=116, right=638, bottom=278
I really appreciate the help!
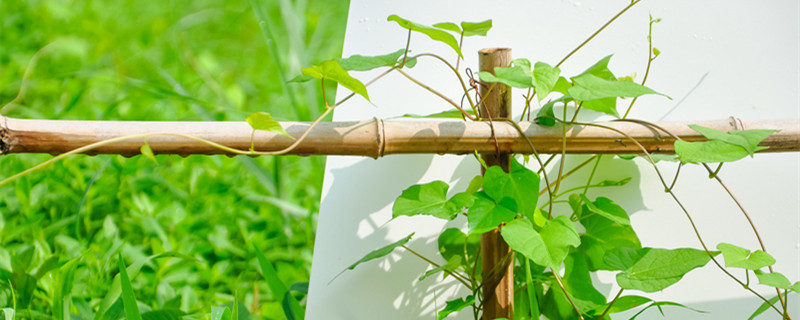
left=308, top=1, right=799, bottom=319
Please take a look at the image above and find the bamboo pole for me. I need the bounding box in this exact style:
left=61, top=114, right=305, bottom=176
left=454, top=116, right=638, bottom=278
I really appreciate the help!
left=1, top=116, right=798, bottom=157
left=478, top=48, right=514, bottom=319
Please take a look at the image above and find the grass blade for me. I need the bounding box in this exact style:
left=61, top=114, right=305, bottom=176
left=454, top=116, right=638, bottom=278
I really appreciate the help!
left=254, top=244, right=304, bottom=320
left=117, top=254, right=142, bottom=320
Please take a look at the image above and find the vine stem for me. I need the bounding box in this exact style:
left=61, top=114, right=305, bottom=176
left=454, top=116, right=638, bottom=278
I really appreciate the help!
left=551, top=270, right=585, bottom=320
left=555, top=0, right=643, bottom=68
left=402, top=245, right=474, bottom=290
left=395, top=68, right=477, bottom=121
left=598, top=288, right=624, bottom=320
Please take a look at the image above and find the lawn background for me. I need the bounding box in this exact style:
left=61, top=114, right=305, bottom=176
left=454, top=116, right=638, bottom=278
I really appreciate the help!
left=1, top=0, right=349, bottom=318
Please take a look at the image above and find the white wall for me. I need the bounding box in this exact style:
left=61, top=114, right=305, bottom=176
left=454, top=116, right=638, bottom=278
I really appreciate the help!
left=307, top=1, right=800, bottom=319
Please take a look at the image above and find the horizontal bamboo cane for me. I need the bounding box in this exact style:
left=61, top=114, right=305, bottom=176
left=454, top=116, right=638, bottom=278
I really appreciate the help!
left=0, top=116, right=797, bottom=157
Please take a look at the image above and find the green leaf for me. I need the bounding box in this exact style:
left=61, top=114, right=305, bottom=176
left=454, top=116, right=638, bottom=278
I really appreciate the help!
left=301, top=60, right=370, bottom=101
left=552, top=76, right=572, bottom=95
left=578, top=55, right=615, bottom=80
left=532, top=62, right=561, bottom=101
left=477, top=60, right=534, bottom=88
left=432, top=22, right=461, bottom=33
left=140, top=142, right=157, bottom=163
left=716, top=243, right=775, bottom=270
left=561, top=253, right=607, bottom=313
left=254, top=245, right=304, bottom=320
left=689, top=125, right=777, bottom=156
left=535, top=100, right=557, bottom=126
left=117, top=254, right=142, bottom=320
left=140, top=309, right=184, bottom=320
left=387, top=15, right=462, bottom=58
left=629, top=301, right=706, bottom=319
left=337, top=49, right=406, bottom=71
left=467, top=192, right=517, bottom=234
left=336, top=233, right=415, bottom=279
left=211, top=306, right=230, bottom=320
left=401, top=108, right=475, bottom=119
left=675, top=140, right=763, bottom=164
left=590, top=295, right=653, bottom=315
left=438, top=228, right=480, bottom=273
left=611, top=247, right=716, bottom=292
left=246, top=112, right=293, bottom=139
left=675, top=125, right=777, bottom=164
left=392, top=181, right=472, bottom=220
left=502, top=216, right=580, bottom=269
left=568, top=73, right=668, bottom=102
left=465, top=175, right=483, bottom=194
left=748, top=295, right=781, bottom=320
left=754, top=270, right=792, bottom=289
left=96, top=252, right=194, bottom=320
left=287, top=75, right=314, bottom=83
left=483, top=159, right=540, bottom=219
left=2, top=309, right=14, bottom=320
left=581, top=97, right=618, bottom=117
left=437, top=295, right=475, bottom=319
left=579, top=207, right=641, bottom=271
left=419, top=255, right=461, bottom=282
left=790, top=281, right=800, bottom=292
left=579, top=195, right=630, bottom=226
left=460, top=19, right=492, bottom=36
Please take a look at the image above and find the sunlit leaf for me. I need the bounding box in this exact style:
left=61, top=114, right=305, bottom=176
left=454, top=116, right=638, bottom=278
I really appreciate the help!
left=609, top=247, right=717, bottom=292
left=432, top=22, right=461, bottom=33
left=392, top=181, right=473, bottom=220
left=578, top=55, right=615, bottom=80
left=502, top=216, right=580, bottom=269
left=387, top=15, right=462, bottom=57
left=478, top=59, right=533, bottom=89
left=533, top=62, right=561, bottom=101
left=337, top=49, right=407, bottom=71
left=716, top=243, right=775, bottom=270
left=461, top=19, right=492, bottom=36
left=754, top=270, right=792, bottom=289
left=579, top=195, right=630, bottom=226
left=301, top=60, right=370, bottom=101
left=568, top=74, right=668, bottom=102
left=467, top=192, right=517, bottom=234
left=675, top=140, right=760, bottom=164
left=246, top=112, right=293, bottom=139
left=688, top=125, right=777, bottom=156
left=483, top=159, right=540, bottom=219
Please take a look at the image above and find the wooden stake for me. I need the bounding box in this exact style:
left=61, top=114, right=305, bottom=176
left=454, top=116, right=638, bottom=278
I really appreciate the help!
left=478, top=47, right=514, bottom=319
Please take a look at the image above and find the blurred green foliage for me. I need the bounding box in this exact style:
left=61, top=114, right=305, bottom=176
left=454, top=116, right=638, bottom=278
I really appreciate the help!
left=0, top=0, right=349, bottom=318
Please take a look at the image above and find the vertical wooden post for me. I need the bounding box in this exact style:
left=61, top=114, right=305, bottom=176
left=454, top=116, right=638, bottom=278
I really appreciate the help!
left=478, top=48, right=514, bottom=319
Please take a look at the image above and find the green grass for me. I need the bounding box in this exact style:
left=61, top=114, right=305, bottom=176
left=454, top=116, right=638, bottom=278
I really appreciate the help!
left=0, top=0, right=349, bottom=318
